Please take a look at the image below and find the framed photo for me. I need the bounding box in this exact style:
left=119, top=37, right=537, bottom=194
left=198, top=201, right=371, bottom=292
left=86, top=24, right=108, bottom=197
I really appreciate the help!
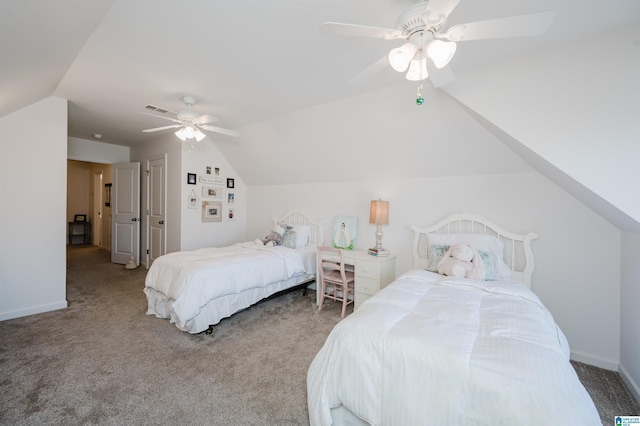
left=188, top=192, right=198, bottom=209
left=202, top=201, right=222, bottom=222
left=104, top=183, right=112, bottom=207
left=206, top=166, right=212, bottom=175
left=226, top=192, right=235, bottom=204
left=227, top=178, right=235, bottom=188
left=214, top=167, right=220, bottom=176
left=74, top=214, right=87, bottom=222
left=226, top=207, right=235, bottom=220
left=332, top=216, right=358, bottom=250
left=202, top=186, right=221, bottom=198
left=187, top=173, right=197, bottom=185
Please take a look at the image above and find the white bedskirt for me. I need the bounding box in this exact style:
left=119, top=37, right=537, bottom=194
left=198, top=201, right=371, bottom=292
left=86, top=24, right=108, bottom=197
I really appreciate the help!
left=307, top=269, right=601, bottom=425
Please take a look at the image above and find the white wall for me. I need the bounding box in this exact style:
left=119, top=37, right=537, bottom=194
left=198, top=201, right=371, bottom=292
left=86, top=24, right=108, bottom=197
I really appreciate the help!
left=179, top=139, right=246, bottom=250
left=131, top=133, right=248, bottom=255
left=68, top=136, right=130, bottom=163
left=620, top=232, right=640, bottom=401
left=0, top=96, right=68, bottom=320
left=247, top=171, right=621, bottom=369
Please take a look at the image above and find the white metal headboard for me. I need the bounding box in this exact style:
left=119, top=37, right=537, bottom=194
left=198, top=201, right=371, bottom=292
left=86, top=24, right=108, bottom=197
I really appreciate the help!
left=272, top=209, right=324, bottom=246
left=410, top=212, right=538, bottom=287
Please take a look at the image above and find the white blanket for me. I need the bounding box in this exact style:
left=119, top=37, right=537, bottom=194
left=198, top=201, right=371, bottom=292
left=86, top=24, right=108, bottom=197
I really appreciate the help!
left=144, top=242, right=307, bottom=329
left=307, top=269, right=601, bottom=426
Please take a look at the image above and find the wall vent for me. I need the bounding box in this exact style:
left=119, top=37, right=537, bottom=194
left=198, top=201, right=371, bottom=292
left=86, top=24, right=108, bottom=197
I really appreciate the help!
left=145, top=104, right=169, bottom=114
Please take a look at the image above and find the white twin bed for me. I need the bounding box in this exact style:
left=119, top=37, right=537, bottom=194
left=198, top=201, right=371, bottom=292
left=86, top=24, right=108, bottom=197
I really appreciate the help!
left=144, top=209, right=323, bottom=334
left=307, top=212, right=601, bottom=425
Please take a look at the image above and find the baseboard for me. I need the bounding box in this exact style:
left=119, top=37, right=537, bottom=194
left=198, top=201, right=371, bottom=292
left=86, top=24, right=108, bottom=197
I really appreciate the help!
left=570, top=351, right=619, bottom=371
left=619, top=364, right=640, bottom=404
left=0, top=301, right=68, bottom=322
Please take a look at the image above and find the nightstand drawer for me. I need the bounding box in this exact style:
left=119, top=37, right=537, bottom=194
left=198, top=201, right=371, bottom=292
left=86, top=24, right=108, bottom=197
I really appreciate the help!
left=356, top=276, right=379, bottom=296
left=355, top=261, right=379, bottom=279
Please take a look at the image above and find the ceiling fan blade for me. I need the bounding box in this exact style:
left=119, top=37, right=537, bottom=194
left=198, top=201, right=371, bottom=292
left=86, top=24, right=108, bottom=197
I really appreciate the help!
left=138, top=111, right=182, bottom=124
left=439, top=10, right=556, bottom=42
left=194, top=114, right=218, bottom=125
left=349, top=54, right=390, bottom=85
left=423, top=0, right=461, bottom=25
left=427, top=60, right=456, bottom=88
left=320, top=22, right=403, bottom=40
left=200, top=124, right=240, bottom=138
left=142, top=124, right=182, bottom=133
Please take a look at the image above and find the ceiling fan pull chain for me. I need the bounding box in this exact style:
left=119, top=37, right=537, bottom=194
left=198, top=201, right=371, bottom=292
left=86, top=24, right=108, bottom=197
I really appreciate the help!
left=416, top=83, right=424, bottom=105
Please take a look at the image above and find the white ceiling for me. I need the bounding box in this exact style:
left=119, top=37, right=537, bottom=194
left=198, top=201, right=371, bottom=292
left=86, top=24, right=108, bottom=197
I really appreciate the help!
left=1, top=0, right=639, bottom=147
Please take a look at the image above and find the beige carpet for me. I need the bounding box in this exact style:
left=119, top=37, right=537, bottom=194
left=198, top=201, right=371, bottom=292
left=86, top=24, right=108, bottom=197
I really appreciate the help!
left=0, top=246, right=637, bottom=425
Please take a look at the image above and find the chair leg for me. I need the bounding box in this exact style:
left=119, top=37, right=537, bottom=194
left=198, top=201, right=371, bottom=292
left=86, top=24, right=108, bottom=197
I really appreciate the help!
left=341, top=291, right=347, bottom=318
left=317, top=281, right=325, bottom=313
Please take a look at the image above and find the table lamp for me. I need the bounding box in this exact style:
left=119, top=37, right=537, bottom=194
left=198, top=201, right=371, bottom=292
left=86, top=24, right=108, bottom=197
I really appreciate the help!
left=369, top=199, right=389, bottom=256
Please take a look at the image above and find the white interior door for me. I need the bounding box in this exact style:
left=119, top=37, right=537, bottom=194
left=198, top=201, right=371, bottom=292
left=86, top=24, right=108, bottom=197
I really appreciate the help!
left=112, top=162, right=140, bottom=265
left=147, top=156, right=166, bottom=266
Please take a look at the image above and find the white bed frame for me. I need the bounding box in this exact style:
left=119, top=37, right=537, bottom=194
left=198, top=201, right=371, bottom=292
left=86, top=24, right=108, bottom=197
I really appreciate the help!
left=273, top=208, right=324, bottom=246
left=410, top=212, right=538, bottom=287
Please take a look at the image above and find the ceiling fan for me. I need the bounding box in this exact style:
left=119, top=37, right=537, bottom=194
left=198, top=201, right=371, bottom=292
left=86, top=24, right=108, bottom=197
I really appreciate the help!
left=321, top=0, right=555, bottom=88
left=141, top=96, right=239, bottom=141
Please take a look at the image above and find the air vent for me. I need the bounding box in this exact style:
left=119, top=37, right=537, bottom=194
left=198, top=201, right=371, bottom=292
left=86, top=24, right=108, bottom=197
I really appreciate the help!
left=145, top=104, right=169, bottom=114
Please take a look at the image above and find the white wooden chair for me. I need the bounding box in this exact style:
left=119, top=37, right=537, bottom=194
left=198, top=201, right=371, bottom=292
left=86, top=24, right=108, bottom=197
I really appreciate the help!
left=317, top=246, right=355, bottom=318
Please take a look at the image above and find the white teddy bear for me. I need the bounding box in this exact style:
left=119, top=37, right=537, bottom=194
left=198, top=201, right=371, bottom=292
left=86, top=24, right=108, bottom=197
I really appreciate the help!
left=436, top=243, right=485, bottom=280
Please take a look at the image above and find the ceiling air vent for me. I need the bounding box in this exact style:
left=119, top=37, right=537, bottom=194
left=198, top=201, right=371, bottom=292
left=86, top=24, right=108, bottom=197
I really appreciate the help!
left=145, top=104, right=169, bottom=114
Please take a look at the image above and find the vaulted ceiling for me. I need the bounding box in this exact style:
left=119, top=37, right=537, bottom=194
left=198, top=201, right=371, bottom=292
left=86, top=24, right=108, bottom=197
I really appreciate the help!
left=2, top=0, right=639, bottom=230
left=2, top=0, right=637, bottom=145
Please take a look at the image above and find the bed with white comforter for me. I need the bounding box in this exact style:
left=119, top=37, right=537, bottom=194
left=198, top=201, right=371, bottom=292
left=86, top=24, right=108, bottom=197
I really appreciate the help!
left=307, top=269, right=600, bottom=425
left=144, top=209, right=323, bottom=334
left=307, top=212, right=601, bottom=425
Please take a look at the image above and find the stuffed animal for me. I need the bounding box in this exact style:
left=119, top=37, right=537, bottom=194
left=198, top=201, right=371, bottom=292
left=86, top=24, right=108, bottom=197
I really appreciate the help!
left=436, top=243, right=485, bottom=280
left=261, top=224, right=286, bottom=247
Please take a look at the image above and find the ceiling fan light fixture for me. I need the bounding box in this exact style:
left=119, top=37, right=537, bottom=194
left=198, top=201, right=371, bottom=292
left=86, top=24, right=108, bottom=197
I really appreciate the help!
left=175, top=127, right=187, bottom=141
left=388, top=43, right=417, bottom=72
left=405, top=58, right=428, bottom=81
left=427, top=40, right=457, bottom=69
left=194, top=128, right=206, bottom=142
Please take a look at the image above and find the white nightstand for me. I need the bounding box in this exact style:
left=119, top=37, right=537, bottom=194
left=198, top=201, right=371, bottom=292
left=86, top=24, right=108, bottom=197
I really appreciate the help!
left=317, top=249, right=396, bottom=310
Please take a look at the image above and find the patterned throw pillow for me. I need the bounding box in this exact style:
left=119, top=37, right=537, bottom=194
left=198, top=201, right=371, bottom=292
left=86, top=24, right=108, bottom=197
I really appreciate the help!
left=281, top=230, right=297, bottom=249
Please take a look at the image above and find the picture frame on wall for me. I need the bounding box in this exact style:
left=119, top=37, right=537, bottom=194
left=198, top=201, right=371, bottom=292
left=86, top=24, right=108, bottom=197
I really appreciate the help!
left=202, top=186, right=221, bottom=198
left=227, top=178, right=235, bottom=188
left=332, top=216, right=358, bottom=250
left=226, top=192, right=235, bottom=204
left=226, top=207, right=235, bottom=220
left=104, top=183, right=112, bottom=207
left=188, top=189, right=198, bottom=209
left=187, top=173, right=197, bottom=185
left=202, top=201, right=222, bottom=222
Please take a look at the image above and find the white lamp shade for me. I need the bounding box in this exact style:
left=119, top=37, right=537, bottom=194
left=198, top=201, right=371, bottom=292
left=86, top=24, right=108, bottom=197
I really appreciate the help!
left=175, top=127, right=187, bottom=141
left=183, top=125, right=196, bottom=139
left=388, top=43, right=417, bottom=72
left=194, top=128, right=206, bottom=142
left=427, top=40, right=457, bottom=69
left=405, top=58, right=428, bottom=81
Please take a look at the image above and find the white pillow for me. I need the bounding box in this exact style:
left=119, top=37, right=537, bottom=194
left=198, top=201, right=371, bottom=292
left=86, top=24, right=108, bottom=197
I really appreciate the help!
left=289, top=224, right=310, bottom=248
left=426, top=233, right=511, bottom=278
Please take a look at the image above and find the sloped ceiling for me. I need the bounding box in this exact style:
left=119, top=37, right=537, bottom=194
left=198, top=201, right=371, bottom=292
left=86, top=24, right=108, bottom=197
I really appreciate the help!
left=1, top=0, right=639, bottom=231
